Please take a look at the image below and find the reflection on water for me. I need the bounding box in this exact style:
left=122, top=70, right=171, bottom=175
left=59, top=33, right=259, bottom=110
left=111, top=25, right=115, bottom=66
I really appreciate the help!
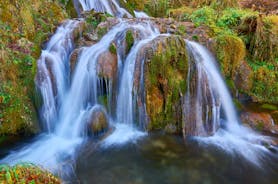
left=75, top=133, right=278, bottom=184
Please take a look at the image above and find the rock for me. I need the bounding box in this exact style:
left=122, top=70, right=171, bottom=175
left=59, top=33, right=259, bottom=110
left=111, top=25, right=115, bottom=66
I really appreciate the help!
left=83, top=33, right=98, bottom=42
left=97, top=50, right=118, bottom=79
left=133, top=35, right=188, bottom=132
left=168, top=28, right=176, bottom=34
left=170, top=24, right=176, bottom=29
left=87, top=108, right=109, bottom=136
left=164, top=124, right=178, bottom=134
left=234, top=60, right=253, bottom=92
left=210, top=35, right=246, bottom=79
left=69, top=48, right=83, bottom=76
left=241, top=111, right=278, bottom=135
left=77, top=37, right=96, bottom=47
left=271, top=111, right=278, bottom=125
left=72, top=19, right=85, bottom=41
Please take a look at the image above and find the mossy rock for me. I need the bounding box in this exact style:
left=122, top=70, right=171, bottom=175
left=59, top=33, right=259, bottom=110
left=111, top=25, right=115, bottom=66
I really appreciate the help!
left=0, top=163, right=61, bottom=183
left=138, top=35, right=188, bottom=132
left=87, top=109, right=109, bottom=136
left=271, top=111, right=278, bottom=125
left=211, top=34, right=246, bottom=79
left=125, top=30, right=134, bottom=54
left=250, top=66, right=278, bottom=104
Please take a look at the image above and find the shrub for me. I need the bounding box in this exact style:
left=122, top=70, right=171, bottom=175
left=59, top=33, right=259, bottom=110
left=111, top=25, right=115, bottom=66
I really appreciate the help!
left=0, top=163, right=61, bottom=183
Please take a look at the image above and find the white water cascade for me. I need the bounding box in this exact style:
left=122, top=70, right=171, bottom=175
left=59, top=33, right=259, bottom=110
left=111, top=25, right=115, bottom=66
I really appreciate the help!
left=1, top=0, right=277, bottom=180
left=134, top=11, right=150, bottom=18
left=186, top=41, right=275, bottom=166
left=78, top=0, right=132, bottom=18
left=36, top=20, right=81, bottom=132
left=0, top=18, right=161, bottom=170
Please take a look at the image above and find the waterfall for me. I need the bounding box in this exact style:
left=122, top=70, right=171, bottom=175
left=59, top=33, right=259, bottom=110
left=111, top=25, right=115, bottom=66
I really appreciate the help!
left=1, top=0, right=276, bottom=178
left=0, top=19, right=160, bottom=170
left=184, top=41, right=221, bottom=136
left=78, top=0, right=132, bottom=18
left=36, top=20, right=81, bottom=132
left=186, top=41, right=274, bottom=166
left=116, top=23, right=159, bottom=126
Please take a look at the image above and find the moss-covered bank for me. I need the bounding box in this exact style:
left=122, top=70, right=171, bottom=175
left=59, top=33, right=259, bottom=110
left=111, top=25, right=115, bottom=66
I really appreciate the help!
left=0, top=163, right=61, bottom=183
left=0, top=0, right=68, bottom=136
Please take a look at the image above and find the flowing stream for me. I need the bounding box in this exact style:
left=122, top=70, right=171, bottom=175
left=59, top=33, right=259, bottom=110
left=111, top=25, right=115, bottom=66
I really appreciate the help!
left=0, top=0, right=277, bottom=182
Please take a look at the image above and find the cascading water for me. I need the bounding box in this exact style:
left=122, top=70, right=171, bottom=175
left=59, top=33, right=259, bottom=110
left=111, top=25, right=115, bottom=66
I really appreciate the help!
left=78, top=0, right=132, bottom=18
left=185, top=41, right=275, bottom=166
left=102, top=22, right=160, bottom=147
left=36, top=20, right=81, bottom=132
left=0, top=17, right=161, bottom=171
left=134, top=11, right=150, bottom=18
left=0, top=19, right=85, bottom=171
left=184, top=41, right=220, bottom=136
left=1, top=0, right=277, bottom=181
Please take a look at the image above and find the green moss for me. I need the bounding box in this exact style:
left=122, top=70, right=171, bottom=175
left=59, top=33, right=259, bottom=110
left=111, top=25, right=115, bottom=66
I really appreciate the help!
left=256, top=121, right=264, bottom=131
left=109, top=43, right=117, bottom=55
left=145, top=36, right=188, bottom=131
left=0, top=0, right=68, bottom=136
left=98, top=95, right=108, bottom=108
left=188, top=7, right=258, bottom=36
left=97, top=27, right=108, bottom=39
left=192, top=35, right=199, bottom=41
left=261, top=104, right=278, bottom=111
left=250, top=65, right=278, bottom=103
left=65, top=0, right=78, bottom=18
left=212, top=34, right=246, bottom=79
left=0, top=136, right=7, bottom=144
left=233, top=99, right=243, bottom=110
left=125, top=30, right=134, bottom=54
left=225, top=78, right=236, bottom=92
left=85, top=11, right=108, bottom=30
left=0, top=163, right=61, bottom=183
left=119, top=0, right=145, bottom=16
left=176, top=25, right=186, bottom=36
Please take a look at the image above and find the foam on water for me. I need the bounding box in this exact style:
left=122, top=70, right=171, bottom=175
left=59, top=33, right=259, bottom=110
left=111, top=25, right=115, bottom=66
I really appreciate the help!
left=101, top=124, right=147, bottom=148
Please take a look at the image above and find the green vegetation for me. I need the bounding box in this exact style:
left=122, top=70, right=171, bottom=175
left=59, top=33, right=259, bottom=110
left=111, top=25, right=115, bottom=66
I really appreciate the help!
left=212, top=34, right=246, bottom=79
left=145, top=36, right=188, bottom=130
left=0, top=163, right=61, bottom=183
left=0, top=0, right=276, bottom=136
left=261, top=104, right=278, bottom=111
left=125, top=30, right=135, bottom=54
left=167, top=3, right=277, bottom=104
left=0, top=0, right=68, bottom=136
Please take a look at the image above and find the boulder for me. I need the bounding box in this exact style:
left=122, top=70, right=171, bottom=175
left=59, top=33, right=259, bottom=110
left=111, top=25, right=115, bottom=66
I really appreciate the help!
left=87, top=108, right=109, bottom=136
left=134, top=35, right=188, bottom=133
left=241, top=111, right=278, bottom=135
left=69, top=48, right=83, bottom=76
left=97, top=50, right=118, bottom=79
left=234, top=60, right=253, bottom=92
